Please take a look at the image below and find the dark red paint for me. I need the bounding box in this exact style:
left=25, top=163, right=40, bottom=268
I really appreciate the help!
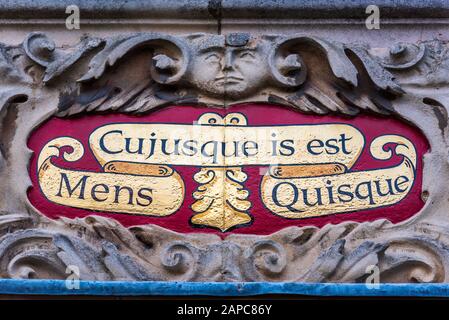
left=27, top=104, right=429, bottom=236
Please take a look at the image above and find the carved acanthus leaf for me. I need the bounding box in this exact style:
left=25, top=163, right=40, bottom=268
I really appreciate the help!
left=78, top=33, right=188, bottom=84
left=23, top=32, right=104, bottom=83
left=0, top=216, right=446, bottom=283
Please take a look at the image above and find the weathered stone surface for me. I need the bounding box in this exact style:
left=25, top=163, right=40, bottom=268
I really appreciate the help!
left=0, top=0, right=448, bottom=19
left=0, top=3, right=448, bottom=284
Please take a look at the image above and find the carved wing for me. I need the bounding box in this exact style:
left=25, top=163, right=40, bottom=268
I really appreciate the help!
left=268, top=36, right=404, bottom=116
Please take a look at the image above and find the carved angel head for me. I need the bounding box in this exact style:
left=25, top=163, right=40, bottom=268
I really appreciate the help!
left=184, top=34, right=275, bottom=99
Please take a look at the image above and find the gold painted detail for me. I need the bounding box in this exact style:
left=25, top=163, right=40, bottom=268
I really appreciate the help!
left=37, top=137, right=184, bottom=216
left=261, top=135, right=417, bottom=218
left=191, top=168, right=251, bottom=231
left=190, top=113, right=252, bottom=231
left=88, top=115, right=364, bottom=168
left=36, top=114, right=418, bottom=232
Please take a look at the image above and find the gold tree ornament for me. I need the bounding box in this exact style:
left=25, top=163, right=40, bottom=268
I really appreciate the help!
left=191, top=113, right=252, bottom=231
left=191, top=167, right=252, bottom=231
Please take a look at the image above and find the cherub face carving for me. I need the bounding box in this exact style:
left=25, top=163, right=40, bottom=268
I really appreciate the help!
left=186, top=34, right=271, bottom=99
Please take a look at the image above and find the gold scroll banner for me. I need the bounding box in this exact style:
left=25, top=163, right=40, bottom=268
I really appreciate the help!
left=89, top=114, right=365, bottom=168
left=260, top=135, right=417, bottom=219
left=37, top=137, right=184, bottom=216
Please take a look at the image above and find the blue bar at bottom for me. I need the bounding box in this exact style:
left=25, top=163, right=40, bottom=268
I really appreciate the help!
left=0, top=280, right=448, bottom=297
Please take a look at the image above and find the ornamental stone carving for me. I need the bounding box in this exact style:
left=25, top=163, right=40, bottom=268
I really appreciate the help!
left=0, top=31, right=448, bottom=283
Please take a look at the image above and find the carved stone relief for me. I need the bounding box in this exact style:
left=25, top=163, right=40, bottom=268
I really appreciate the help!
left=0, top=32, right=448, bottom=282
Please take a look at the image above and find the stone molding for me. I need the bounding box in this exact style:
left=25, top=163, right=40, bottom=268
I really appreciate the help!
left=0, top=1, right=448, bottom=20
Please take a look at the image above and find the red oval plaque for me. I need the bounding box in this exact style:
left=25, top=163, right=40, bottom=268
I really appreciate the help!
left=27, top=104, right=428, bottom=235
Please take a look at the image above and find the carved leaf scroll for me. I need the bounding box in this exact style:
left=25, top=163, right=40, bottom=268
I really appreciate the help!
left=22, top=33, right=406, bottom=117
left=0, top=217, right=447, bottom=282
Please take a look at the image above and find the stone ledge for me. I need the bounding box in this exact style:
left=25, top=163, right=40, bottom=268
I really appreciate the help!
left=0, top=0, right=447, bottom=20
